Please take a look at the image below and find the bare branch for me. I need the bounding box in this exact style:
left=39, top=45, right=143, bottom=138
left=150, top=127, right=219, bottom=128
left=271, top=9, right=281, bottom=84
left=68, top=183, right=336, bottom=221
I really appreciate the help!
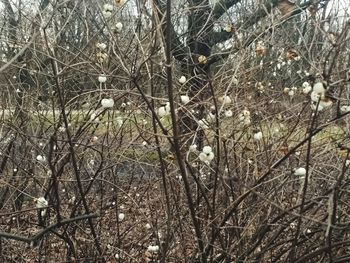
left=0, top=213, right=99, bottom=246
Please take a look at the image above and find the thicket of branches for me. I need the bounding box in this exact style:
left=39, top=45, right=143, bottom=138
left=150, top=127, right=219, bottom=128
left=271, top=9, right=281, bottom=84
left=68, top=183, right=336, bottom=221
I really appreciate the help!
left=0, top=0, right=350, bottom=262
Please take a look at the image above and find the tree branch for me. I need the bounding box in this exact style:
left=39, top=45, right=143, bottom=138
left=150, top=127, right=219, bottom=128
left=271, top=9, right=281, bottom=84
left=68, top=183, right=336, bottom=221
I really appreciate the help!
left=212, top=0, right=242, bottom=20
left=153, top=0, right=188, bottom=61
left=210, top=0, right=318, bottom=46
left=0, top=213, right=99, bottom=246
left=205, top=110, right=350, bottom=257
left=208, top=0, right=320, bottom=62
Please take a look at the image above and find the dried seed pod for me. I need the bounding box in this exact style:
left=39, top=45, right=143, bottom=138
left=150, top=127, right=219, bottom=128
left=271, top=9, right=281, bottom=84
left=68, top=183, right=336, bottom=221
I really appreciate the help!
left=286, top=48, right=300, bottom=60
left=277, top=0, right=296, bottom=16
left=255, top=41, right=267, bottom=56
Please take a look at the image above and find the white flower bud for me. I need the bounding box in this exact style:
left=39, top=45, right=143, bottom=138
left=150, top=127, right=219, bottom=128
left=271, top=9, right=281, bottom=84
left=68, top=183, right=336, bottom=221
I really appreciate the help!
left=147, top=245, right=159, bottom=252
left=253, top=131, right=263, bottom=141
left=179, top=76, right=186, bottom=84
left=101, top=98, right=114, bottom=108
left=180, top=95, right=190, bottom=105
left=294, top=167, right=306, bottom=176
left=98, top=75, right=107, bottom=83
left=202, top=146, right=212, bottom=154
left=36, top=197, right=48, bottom=209
left=118, top=213, right=125, bottom=221
left=189, top=144, right=197, bottom=152
left=313, top=82, right=325, bottom=94
left=115, top=22, right=123, bottom=32
left=36, top=155, right=46, bottom=163
left=340, top=105, right=350, bottom=113
left=224, top=110, right=233, bottom=117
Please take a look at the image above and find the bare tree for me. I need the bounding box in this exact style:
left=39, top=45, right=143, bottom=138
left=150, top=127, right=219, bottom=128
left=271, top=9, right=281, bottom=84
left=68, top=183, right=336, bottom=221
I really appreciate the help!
left=0, top=0, right=349, bottom=262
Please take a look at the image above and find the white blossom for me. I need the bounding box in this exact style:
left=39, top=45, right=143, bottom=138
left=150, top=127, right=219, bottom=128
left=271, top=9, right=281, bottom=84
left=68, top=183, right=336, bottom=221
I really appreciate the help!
left=238, top=110, right=251, bottom=126
left=98, top=75, right=107, bottom=83
left=310, top=91, right=321, bottom=102
left=102, top=10, right=112, bottom=18
left=294, top=167, right=306, bottom=176
left=118, top=213, right=125, bottom=221
left=310, top=82, right=326, bottom=111
left=198, top=55, right=207, bottom=64
left=256, top=82, right=265, bottom=93
left=202, top=146, right=212, bottom=154
left=36, top=197, right=48, bottom=209
left=97, top=52, right=108, bottom=63
left=189, top=144, right=197, bottom=152
left=310, top=85, right=332, bottom=110
left=346, top=160, right=350, bottom=167
left=102, top=4, right=113, bottom=17
left=147, top=245, right=159, bottom=252
left=340, top=105, right=350, bottom=113
left=313, top=82, right=326, bottom=94
left=283, top=87, right=290, bottom=94
left=115, top=22, right=123, bottom=32
left=180, top=95, right=190, bottom=105
left=224, top=110, right=233, bottom=117
left=223, top=25, right=232, bottom=32
left=36, top=197, right=48, bottom=216
left=302, top=81, right=312, bottom=94
left=199, top=146, right=215, bottom=164
left=96, top=42, right=107, bottom=50
left=101, top=98, right=114, bottom=108
left=179, top=76, right=186, bottom=84
left=253, top=131, right=263, bottom=141
left=103, top=4, right=113, bottom=11
left=288, top=87, right=297, bottom=97
left=36, top=155, right=46, bottom=163
left=158, top=102, right=171, bottom=117
left=217, top=43, right=224, bottom=49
